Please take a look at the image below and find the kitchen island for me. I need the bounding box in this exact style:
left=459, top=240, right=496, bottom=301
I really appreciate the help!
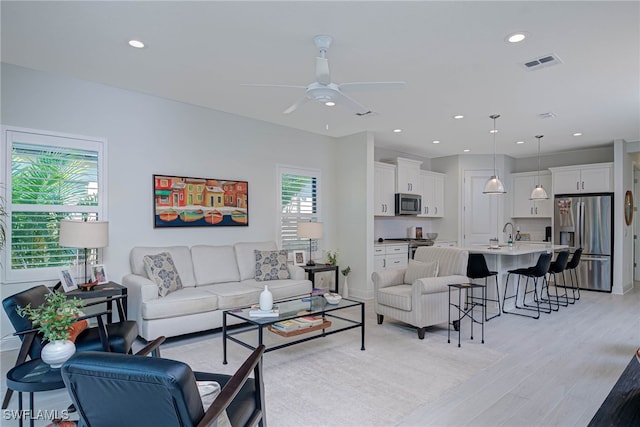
left=460, top=243, right=569, bottom=312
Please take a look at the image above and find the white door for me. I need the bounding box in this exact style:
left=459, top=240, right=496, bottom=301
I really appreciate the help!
left=464, top=170, right=500, bottom=246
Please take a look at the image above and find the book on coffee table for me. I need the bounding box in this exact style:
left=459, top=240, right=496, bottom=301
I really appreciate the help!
left=248, top=304, right=280, bottom=318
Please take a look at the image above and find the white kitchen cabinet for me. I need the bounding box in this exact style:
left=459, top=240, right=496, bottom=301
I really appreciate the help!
left=550, top=163, right=613, bottom=194
left=373, top=244, right=409, bottom=271
left=511, top=172, right=552, bottom=218
left=432, top=241, right=457, bottom=248
left=419, top=171, right=445, bottom=217
left=395, top=158, right=422, bottom=194
left=374, top=162, right=396, bottom=216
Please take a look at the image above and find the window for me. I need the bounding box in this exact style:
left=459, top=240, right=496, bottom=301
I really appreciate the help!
left=2, top=128, right=106, bottom=283
left=278, top=166, right=321, bottom=252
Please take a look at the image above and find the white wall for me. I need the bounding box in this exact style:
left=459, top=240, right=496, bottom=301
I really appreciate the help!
left=1, top=63, right=347, bottom=343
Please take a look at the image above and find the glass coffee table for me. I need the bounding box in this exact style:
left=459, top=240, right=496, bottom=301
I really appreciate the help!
left=222, top=296, right=365, bottom=364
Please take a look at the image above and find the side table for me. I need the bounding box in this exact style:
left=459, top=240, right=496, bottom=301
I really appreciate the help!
left=5, top=359, right=68, bottom=427
left=448, top=283, right=486, bottom=347
left=63, top=281, right=128, bottom=323
left=302, top=264, right=339, bottom=293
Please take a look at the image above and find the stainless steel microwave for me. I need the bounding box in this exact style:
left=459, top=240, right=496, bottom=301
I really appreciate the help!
left=395, top=193, right=421, bottom=215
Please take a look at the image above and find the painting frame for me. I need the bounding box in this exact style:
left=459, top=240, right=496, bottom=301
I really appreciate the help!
left=293, top=250, right=307, bottom=266
left=153, top=174, right=249, bottom=228
left=91, top=264, right=109, bottom=284
left=58, top=267, right=78, bottom=292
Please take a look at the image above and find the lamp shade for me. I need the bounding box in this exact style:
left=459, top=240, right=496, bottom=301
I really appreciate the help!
left=59, top=220, right=109, bottom=249
left=483, top=176, right=506, bottom=194
left=530, top=184, right=549, bottom=200
left=297, top=222, right=323, bottom=239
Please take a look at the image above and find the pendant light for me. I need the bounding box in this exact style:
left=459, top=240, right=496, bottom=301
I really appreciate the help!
left=483, top=114, right=506, bottom=194
left=530, top=135, right=549, bottom=200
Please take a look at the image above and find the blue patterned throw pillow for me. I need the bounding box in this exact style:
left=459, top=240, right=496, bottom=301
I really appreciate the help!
left=255, top=250, right=290, bottom=281
left=143, top=252, right=184, bottom=297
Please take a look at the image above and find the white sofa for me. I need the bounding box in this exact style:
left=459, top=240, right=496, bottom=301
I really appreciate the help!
left=122, top=241, right=312, bottom=340
left=371, top=246, right=469, bottom=339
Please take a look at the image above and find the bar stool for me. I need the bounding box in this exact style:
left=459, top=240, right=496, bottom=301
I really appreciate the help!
left=564, top=248, right=582, bottom=303
left=542, top=250, right=570, bottom=309
left=467, top=253, right=500, bottom=321
left=502, top=252, right=552, bottom=319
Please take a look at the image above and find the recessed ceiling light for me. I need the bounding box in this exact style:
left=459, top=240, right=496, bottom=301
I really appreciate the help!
left=506, top=32, right=527, bottom=43
left=393, top=129, right=402, bottom=133
left=463, top=149, right=470, bottom=152
left=516, top=140, right=525, bottom=145
left=489, top=129, right=498, bottom=134
left=432, top=140, right=440, bottom=144
left=573, top=132, right=583, bottom=136
left=128, top=39, right=145, bottom=48
left=453, top=115, right=464, bottom=119
left=325, top=101, right=336, bottom=107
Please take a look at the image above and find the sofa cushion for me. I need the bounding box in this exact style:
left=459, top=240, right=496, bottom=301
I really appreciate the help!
left=255, top=250, right=290, bottom=281
left=414, top=247, right=468, bottom=277
left=130, top=246, right=196, bottom=288
left=203, top=282, right=263, bottom=310
left=143, top=252, right=184, bottom=297
left=404, top=260, right=438, bottom=285
left=234, top=241, right=278, bottom=281
left=191, top=245, right=240, bottom=285
left=243, top=278, right=312, bottom=301
left=376, top=285, right=412, bottom=311
left=142, top=287, right=219, bottom=320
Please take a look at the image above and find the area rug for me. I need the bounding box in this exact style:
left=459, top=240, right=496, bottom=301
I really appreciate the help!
left=161, top=307, right=505, bottom=427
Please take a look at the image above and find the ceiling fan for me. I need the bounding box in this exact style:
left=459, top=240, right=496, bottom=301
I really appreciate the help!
left=242, top=35, right=406, bottom=115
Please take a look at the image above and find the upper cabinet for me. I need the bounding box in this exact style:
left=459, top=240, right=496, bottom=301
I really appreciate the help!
left=395, top=158, right=422, bottom=194
left=511, top=171, right=552, bottom=218
left=549, top=163, right=613, bottom=194
left=419, top=171, right=445, bottom=217
left=374, top=162, right=396, bottom=216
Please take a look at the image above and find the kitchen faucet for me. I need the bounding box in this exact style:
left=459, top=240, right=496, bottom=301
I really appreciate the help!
left=503, top=222, right=514, bottom=243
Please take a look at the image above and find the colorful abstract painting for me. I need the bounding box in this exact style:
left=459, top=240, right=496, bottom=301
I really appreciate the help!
left=153, top=175, right=248, bottom=227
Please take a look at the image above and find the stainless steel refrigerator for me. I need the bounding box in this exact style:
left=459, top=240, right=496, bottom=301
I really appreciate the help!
left=554, top=193, right=613, bottom=292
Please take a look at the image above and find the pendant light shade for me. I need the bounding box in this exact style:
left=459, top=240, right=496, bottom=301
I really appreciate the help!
left=530, top=135, right=549, bottom=200
left=483, top=114, right=506, bottom=194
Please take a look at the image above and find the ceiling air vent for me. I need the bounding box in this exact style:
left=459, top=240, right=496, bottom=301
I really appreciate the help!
left=538, top=111, right=557, bottom=119
left=521, top=53, right=562, bottom=71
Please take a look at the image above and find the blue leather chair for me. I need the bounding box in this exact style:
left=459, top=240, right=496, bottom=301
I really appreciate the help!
left=61, top=345, right=266, bottom=427
left=2, top=285, right=139, bottom=409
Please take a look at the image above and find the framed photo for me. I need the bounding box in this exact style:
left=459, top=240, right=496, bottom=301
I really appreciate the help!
left=91, top=264, right=109, bottom=284
left=293, top=250, right=307, bottom=266
left=58, top=267, right=78, bottom=292
left=153, top=174, right=249, bottom=228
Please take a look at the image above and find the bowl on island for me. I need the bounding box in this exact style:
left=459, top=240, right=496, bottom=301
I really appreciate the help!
left=324, top=292, right=342, bottom=304
left=425, top=233, right=438, bottom=240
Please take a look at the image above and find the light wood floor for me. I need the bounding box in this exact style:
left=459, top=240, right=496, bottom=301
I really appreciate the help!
left=1, top=284, right=638, bottom=426
left=399, top=284, right=640, bottom=426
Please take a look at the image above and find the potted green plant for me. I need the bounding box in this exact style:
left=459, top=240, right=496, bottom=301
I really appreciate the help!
left=17, top=290, right=84, bottom=367
left=341, top=266, right=351, bottom=298
left=326, top=250, right=338, bottom=266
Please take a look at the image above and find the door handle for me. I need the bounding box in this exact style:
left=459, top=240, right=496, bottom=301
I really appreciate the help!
left=581, top=256, right=610, bottom=262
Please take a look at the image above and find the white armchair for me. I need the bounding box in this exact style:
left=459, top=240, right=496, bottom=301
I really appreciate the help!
left=371, top=246, right=469, bottom=339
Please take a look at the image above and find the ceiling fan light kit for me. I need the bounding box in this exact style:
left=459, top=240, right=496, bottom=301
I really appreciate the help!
left=483, top=114, right=506, bottom=194
left=243, top=34, right=406, bottom=115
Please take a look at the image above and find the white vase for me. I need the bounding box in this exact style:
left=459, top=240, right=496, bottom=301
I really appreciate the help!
left=41, top=340, right=76, bottom=368
left=259, top=285, right=273, bottom=311
left=342, top=277, right=349, bottom=298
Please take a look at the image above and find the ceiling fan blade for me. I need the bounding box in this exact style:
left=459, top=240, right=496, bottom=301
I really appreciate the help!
left=283, top=96, right=310, bottom=114
left=240, top=83, right=307, bottom=89
left=332, top=90, right=369, bottom=115
left=315, top=57, right=331, bottom=85
left=338, top=81, right=407, bottom=92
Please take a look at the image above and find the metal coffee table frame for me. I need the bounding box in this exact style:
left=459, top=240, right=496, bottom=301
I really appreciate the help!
left=223, top=296, right=365, bottom=364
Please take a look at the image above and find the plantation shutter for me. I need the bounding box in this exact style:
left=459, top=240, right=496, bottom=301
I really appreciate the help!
left=279, top=168, right=320, bottom=252
left=4, top=129, right=105, bottom=281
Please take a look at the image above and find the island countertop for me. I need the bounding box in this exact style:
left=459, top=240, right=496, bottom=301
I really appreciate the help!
left=461, top=243, right=569, bottom=256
